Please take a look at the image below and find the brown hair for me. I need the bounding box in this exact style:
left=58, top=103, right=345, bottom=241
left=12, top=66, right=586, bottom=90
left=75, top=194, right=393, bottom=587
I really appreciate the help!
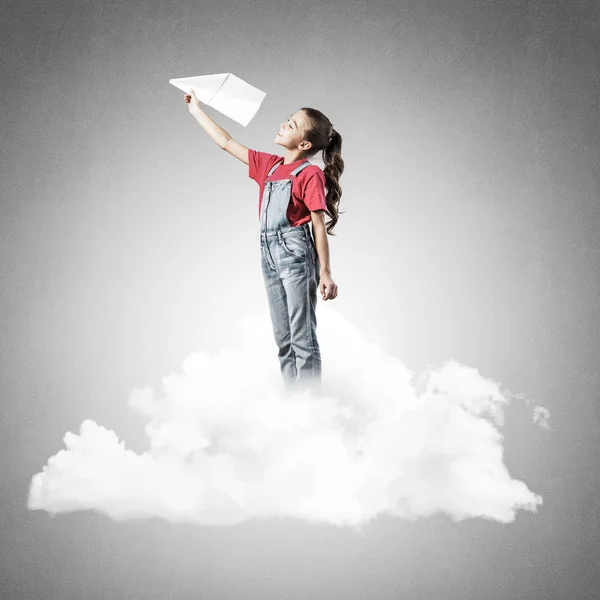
left=297, top=107, right=345, bottom=235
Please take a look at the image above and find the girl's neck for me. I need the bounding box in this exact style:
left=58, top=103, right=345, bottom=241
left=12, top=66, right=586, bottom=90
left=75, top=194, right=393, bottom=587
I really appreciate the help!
left=282, top=150, right=306, bottom=165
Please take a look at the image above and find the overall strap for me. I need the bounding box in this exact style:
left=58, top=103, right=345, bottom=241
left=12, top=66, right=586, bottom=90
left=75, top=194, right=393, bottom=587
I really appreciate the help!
left=267, top=158, right=285, bottom=178
left=290, top=161, right=312, bottom=177
left=266, top=159, right=312, bottom=179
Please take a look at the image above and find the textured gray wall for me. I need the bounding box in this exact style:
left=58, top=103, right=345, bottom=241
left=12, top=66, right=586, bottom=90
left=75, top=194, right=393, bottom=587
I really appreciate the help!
left=1, top=0, right=599, bottom=599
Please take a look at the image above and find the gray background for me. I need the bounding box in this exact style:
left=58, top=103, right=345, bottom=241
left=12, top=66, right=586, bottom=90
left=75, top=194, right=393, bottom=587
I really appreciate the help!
left=2, top=0, right=599, bottom=599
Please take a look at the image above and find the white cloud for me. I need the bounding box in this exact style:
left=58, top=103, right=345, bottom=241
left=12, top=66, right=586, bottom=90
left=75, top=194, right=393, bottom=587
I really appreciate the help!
left=28, top=305, right=545, bottom=531
left=533, top=405, right=551, bottom=431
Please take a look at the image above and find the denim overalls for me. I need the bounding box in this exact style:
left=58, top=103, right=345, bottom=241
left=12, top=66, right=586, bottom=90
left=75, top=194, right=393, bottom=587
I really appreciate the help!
left=259, top=159, right=322, bottom=392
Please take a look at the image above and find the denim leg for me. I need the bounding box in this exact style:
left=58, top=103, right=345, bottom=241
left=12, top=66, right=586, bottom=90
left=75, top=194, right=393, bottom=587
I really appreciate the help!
left=277, top=240, right=322, bottom=391
left=261, top=244, right=298, bottom=386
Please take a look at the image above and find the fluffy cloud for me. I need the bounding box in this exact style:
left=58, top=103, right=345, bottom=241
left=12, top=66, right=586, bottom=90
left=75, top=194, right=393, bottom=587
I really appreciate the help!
left=28, top=305, right=547, bottom=531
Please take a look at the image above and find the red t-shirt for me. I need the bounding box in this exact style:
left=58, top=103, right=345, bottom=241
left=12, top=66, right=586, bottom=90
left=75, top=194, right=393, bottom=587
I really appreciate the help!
left=248, top=149, right=327, bottom=226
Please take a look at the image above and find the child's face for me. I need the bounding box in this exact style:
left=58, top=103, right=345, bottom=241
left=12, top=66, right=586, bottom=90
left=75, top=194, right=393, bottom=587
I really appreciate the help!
left=275, top=110, right=310, bottom=150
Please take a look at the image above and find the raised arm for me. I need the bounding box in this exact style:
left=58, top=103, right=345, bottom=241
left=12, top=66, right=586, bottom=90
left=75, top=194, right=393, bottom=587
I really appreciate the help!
left=184, top=90, right=249, bottom=165
left=222, top=138, right=249, bottom=165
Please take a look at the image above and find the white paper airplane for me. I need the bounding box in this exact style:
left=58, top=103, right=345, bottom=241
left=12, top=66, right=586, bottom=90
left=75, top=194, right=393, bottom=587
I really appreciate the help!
left=169, top=73, right=266, bottom=127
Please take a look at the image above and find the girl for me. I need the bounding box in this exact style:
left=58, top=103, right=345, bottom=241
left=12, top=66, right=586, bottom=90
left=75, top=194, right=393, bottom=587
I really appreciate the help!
left=184, top=89, right=344, bottom=392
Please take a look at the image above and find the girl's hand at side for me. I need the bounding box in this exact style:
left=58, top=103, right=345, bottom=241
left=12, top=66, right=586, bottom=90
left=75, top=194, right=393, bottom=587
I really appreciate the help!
left=319, top=274, right=338, bottom=301
left=184, top=89, right=203, bottom=114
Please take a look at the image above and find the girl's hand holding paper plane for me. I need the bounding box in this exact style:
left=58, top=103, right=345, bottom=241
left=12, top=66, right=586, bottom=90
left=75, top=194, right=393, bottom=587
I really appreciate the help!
left=184, top=89, right=203, bottom=114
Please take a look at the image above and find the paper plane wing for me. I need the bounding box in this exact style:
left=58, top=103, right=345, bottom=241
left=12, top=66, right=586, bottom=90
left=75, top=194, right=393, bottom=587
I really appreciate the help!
left=169, top=73, right=266, bottom=127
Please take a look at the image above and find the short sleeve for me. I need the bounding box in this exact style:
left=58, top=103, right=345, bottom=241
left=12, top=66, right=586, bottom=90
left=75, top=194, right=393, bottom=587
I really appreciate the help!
left=249, top=149, right=274, bottom=185
left=302, top=169, right=327, bottom=212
